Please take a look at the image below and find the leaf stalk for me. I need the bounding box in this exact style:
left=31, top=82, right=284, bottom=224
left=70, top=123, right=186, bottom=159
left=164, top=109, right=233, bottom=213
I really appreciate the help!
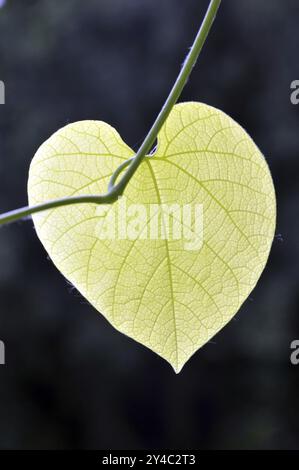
left=0, top=0, right=222, bottom=226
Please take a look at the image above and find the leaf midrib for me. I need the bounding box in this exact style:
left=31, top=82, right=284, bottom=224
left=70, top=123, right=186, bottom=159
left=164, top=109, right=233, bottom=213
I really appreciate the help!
left=145, top=159, right=179, bottom=370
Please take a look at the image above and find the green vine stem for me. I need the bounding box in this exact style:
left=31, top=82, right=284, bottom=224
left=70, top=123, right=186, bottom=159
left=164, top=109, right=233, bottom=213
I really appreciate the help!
left=0, top=0, right=221, bottom=226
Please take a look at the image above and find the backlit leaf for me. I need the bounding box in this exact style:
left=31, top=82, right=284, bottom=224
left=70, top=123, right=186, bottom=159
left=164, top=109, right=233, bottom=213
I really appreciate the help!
left=28, top=102, right=276, bottom=372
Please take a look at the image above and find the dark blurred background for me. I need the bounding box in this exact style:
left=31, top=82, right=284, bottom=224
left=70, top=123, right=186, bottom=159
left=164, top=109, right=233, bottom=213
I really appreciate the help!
left=0, top=0, right=298, bottom=450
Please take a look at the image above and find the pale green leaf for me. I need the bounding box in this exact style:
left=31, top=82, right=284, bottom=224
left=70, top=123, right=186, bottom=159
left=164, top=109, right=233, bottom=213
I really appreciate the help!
left=27, top=102, right=276, bottom=372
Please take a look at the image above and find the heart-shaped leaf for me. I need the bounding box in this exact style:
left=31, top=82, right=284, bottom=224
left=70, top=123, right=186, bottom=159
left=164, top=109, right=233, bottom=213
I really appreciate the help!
left=28, top=102, right=276, bottom=372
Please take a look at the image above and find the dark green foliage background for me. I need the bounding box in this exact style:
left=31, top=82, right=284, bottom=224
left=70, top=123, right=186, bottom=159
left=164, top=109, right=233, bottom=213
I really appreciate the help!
left=0, top=0, right=298, bottom=449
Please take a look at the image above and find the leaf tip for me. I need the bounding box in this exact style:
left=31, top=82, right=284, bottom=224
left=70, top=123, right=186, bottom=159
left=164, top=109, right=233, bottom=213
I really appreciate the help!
left=171, top=361, right=185, bottom=375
